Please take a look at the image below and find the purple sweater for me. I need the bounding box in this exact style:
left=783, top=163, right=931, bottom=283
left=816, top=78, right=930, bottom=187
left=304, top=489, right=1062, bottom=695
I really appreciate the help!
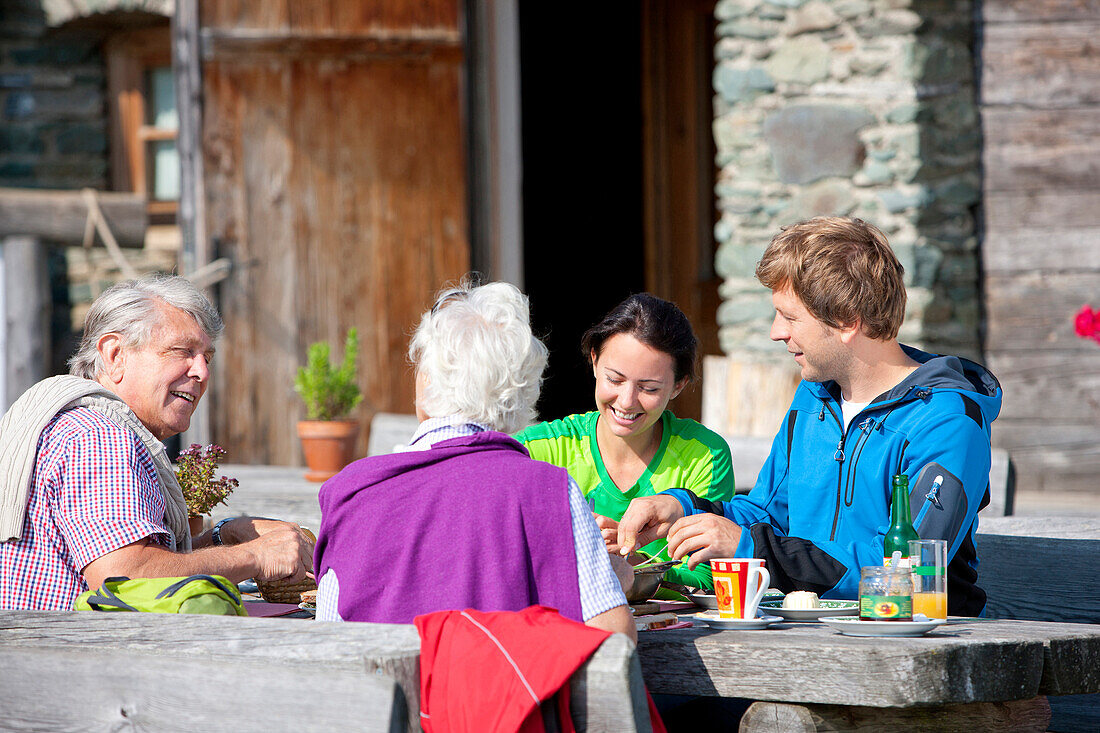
left=314, top=432, right=583, bottom=623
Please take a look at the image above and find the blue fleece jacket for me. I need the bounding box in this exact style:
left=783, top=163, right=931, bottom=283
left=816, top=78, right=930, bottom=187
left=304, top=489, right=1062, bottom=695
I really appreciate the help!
left=669, top=346, right=1001, bottom=616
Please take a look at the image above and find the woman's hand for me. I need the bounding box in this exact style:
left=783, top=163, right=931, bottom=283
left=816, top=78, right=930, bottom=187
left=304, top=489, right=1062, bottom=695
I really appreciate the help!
left=594, top=513, right=621, bottom=552
left=608, top=549, right=635, bottom=596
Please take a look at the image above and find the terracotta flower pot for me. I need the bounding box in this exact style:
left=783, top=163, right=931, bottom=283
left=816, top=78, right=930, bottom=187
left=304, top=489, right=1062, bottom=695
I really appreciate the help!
left=297, top=420, right=360, bottom=482
left=188, top=515, right=208, bottom=538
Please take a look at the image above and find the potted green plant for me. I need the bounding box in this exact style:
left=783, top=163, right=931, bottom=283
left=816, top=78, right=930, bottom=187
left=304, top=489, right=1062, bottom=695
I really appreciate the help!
left=176, top=443, right=238, bottom=536
left=294, top=327, right=364, bottom=482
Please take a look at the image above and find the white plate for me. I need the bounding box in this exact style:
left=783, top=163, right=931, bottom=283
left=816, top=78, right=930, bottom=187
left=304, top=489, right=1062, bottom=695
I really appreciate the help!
left=297, top=602, right=316, bottom=616
left=758, top=599, right=859, bottom=621
left=689, top=589, right=783, bottom=610
left=819, top=615, right=945, bottom=637
left=692, top=611, right=783, bottom=630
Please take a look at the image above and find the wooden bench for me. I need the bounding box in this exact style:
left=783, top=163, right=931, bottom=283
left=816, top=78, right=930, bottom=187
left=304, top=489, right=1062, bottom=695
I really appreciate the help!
left=0, top=611, right=651, bottom=733
left=976, top=516, right=1100, bottom=732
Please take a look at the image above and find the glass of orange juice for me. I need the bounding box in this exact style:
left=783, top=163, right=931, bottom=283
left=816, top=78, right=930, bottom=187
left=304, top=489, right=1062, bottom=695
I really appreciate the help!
left=909, top=539, right=947, bottom=619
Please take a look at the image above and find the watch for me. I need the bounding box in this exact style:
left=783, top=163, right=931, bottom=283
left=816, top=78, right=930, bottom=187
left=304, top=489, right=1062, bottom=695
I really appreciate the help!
left=211, top=518, right=233, bottom=546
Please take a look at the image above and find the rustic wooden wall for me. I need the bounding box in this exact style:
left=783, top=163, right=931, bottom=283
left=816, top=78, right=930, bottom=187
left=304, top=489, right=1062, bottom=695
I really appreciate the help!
left=981, top=0, right=1100, bottom=492
left=199, top=0, right=469, bottom=463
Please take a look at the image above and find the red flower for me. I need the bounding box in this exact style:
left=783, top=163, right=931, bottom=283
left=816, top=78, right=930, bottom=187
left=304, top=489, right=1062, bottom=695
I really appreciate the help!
left=1075, top=305, right=1097, bottom=339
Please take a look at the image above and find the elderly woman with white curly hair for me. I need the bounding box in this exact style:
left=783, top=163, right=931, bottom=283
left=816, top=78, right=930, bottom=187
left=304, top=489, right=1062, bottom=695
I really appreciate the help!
left=313, top=280, right=635, bottom=639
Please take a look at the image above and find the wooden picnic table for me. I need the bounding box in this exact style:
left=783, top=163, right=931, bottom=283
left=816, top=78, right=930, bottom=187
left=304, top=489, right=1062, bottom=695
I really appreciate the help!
left=635, top=615, right=1100, bottom=731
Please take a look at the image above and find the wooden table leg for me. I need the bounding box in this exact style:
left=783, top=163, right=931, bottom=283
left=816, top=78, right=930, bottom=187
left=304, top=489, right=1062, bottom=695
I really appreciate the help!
left=738, top=696, right=1051, bottom=732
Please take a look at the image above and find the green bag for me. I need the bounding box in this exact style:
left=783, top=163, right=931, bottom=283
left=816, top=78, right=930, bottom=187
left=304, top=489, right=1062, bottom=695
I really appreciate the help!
left=74, top=575, right=248, bottom=616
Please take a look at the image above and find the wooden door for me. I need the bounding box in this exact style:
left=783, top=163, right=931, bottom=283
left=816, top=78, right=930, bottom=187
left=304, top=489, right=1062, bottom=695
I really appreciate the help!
left=642, top=0, right=720, bottom=421
left=199, top=0, right=470, bottom=463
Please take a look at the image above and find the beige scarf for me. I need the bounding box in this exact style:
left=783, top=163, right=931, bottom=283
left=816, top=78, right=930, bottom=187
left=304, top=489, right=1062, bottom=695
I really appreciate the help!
left=0, top=375, right=191, bottom=551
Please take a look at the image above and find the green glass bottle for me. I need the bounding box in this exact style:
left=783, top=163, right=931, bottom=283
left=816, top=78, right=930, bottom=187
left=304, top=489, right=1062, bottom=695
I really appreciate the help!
left=884, top=474, right=920, bottom=568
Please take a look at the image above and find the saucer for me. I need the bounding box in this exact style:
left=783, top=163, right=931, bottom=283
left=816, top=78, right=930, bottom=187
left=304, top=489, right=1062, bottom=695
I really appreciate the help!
left=692, top=610, right=782, bottom=630
left=819, top=615, right=945, bottom=637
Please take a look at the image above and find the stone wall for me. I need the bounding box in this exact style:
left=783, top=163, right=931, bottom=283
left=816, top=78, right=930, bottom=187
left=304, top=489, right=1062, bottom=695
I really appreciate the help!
left=711, top=0, right=982, bottom=363
left=0, top=0, right=176, bottom=375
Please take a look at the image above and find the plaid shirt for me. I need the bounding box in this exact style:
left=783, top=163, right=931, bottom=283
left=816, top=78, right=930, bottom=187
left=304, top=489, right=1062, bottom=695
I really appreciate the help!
left=0, top=407, right=173, bottom=610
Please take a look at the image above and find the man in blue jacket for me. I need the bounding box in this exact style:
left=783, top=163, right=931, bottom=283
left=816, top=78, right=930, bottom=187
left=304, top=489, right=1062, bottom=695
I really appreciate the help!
left=617, top=217, right=1000, bottom=615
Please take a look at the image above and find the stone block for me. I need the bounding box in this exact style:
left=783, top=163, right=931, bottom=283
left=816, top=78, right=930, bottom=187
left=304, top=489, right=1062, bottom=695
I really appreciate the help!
left=713, top=111, right=762, bottom=151
left=714, top=215, right=736, bottom=244
left=853, top=160, right=892, bottom=186
left=850, top=199, right=886, bottom=225
left=720, top=194, right=763, bottom=215
left=715, top=0, right=752, bottom=21
left=718, top=21, right=779, bottom=41
left=887, top=127, right=920, bottom=158
left=785, top=1, right=839, bottom=36
left=765, top=36, right=830, bottom=84
left=939, top=253, right=978, bottom=284
left=903, top=40, right=972, bottom=85
left=718, top=297, right=776, bottom=325
left=764, top=0, right=809, bottom=8
left=911, top=244, right=945, bottom=289
left=833, top=0, right=872, bottom=20
left=849, top=53, right=889, bottom=75
left=929, top=90, right=978, bottom=129
left=932, top=176, right=980, bottom=208
left=877, top=186, right=932, bottom=213
left=856, top=9, right=924, bottom=37
left=719, top=326, right=779, bottom=356
left=762, top=199, right=789, bottom=216
left=716, top=38, right=745, bottom=60
left=885, top=102, right=919, bottom=124
left=762, top=104, right=874, bottom=184
left=777, top=180, right=857, bottom=224
left=714, top=65, right=776, bottom=104
left=716, top=240, right=769, bottom=279
left=719, top=277, right=766, bottom=299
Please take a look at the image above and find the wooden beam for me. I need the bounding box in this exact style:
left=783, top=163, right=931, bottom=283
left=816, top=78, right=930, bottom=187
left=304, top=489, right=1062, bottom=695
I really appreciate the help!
left=201, top=28, right=464, bottom=61
left=2, top=236, right=50, bottom=410
left=0, top=188, right=147, bottom=247
left=174, top=0, right=212, bottom=449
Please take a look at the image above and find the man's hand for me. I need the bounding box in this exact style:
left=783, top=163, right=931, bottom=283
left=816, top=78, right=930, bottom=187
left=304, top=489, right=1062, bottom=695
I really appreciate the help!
left=217, top=517, right=314, bottom=545
left=615, top=494, right=685, bottom=556
left=665, top=514, right=743, bottom=569
left=241, top=526, right=314, bottom=582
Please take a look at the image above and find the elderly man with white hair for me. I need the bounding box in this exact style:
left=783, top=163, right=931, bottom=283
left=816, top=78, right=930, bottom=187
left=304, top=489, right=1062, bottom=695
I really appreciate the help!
left=313, top=280, right=635, bottom=640
left=0, top=274, right=313, bottom=610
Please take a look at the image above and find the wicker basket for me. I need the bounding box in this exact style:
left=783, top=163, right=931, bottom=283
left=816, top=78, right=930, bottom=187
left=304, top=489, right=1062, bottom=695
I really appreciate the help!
left=256, top=576, right=317, bottom=604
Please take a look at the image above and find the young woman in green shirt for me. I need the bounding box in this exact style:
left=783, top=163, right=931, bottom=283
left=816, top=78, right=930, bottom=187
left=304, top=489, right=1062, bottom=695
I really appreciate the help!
left=516, top=294, right=734, bottom=591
